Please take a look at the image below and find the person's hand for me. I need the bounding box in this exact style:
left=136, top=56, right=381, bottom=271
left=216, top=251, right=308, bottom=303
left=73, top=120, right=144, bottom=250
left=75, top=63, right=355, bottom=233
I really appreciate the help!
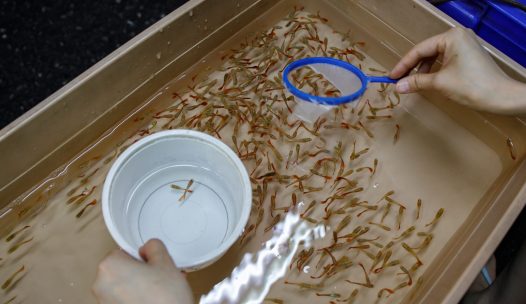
left=93, top=239, right=194, bottom=304
left=390, top=27, right=526, bottom=115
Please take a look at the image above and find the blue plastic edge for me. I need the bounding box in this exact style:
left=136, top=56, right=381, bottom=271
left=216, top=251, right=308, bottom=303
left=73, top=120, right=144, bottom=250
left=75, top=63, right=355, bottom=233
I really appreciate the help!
left=435, top=0, right=526, bottom=67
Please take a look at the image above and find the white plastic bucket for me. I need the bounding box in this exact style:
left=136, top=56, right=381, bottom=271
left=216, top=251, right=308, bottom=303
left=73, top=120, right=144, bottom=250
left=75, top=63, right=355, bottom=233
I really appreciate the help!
left=102, top=130, right=252, bottom=270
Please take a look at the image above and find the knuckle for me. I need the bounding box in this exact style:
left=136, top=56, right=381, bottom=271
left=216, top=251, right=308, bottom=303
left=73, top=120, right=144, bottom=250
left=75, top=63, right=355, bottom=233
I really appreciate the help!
left=97, top=256, right=112, bottom=273
left=450, top=27, right=463, bottom=36
left=150, top=238, right=163, bottom=247
left=92, top=281, right=104, bottom=297
left=411, top=76, right=421, bottom=91
left=96, top=265, right=107, bottom=278
left=465, top=28, right=475, bottom=36
left=143, top=242, right=156, bottom=255
left=449, top=27, right=464, bottom=42
left=432, top=75, right=445, bottom=90
left=92, top=284, right=99, bottom=295
left=97, top=260, right=106, bottom=272
left=148, top=239, right=165, bottom=253
left=450, top=27, right=473, bottom=39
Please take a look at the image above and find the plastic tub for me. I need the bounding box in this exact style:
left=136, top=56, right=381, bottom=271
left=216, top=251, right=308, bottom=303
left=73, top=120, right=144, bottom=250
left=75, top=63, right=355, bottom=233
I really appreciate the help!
left=1, top=1, right=526, bottom=303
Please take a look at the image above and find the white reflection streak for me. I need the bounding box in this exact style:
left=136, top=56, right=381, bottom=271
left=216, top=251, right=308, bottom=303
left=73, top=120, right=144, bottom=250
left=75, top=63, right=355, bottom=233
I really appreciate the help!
left=200, top=207, right=325, bottom=304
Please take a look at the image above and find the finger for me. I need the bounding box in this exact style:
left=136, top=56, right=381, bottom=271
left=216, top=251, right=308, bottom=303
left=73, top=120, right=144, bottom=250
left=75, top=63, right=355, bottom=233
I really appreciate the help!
left=396, top=73, right=437, bottom=94
left=390, top=33, right=447, bottom=79
left=139, top=239, right=175, bottom=267
left=93, top=250, right=133, bottom=300
left=96, top=249, right=137, bottom=279
left=417, top=57, right=436, bottom=74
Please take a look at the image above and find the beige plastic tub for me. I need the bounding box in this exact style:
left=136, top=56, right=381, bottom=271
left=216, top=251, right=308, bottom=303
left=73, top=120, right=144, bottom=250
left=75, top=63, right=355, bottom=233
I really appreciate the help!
left=1, top=0, right=526, bottom=303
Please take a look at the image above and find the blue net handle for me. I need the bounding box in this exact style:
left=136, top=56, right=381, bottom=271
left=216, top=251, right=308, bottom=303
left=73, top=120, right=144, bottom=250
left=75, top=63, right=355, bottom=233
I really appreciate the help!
left=283, top=57, right=398, bottom=106
left=369, top=76, right=398, bottom=84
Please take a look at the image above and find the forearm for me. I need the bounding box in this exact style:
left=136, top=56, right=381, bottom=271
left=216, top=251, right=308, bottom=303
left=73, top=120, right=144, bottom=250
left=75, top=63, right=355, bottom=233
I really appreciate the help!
left=472, top=77, right=526, bottom=116
left=502, top=79, right=526, bottom=116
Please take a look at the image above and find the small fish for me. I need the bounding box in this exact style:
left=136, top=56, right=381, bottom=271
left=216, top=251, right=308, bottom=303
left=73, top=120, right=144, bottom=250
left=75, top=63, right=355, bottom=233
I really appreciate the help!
left=409, top=276, right=424, bottom=301
left=394, top=91, right=401, bottom=105
left=507, top=137, right=517, bottom=160
left=17, top=205, right=33, bottom=219
left=291, top=193, right=297, bottom=207
left=264, top=214, right=281, bottom=232
left=2, top=265, right=25, bottom=290
left=254, top=208, right=265, bottom=229
left=76, top=199, right=98, bottom=218
left=304, top=186, right=323, bottom=194
left=267, top=140, right=284, bottom=162
left=374, top=250, right=392, bottom=273
left=399, top=265, right=413, bottom=285
left=368, top=221, right=391, bottom=231
left=170, top=184, right=193, bottom=192
left=394, top=281, right=410, bottom=292
left=394, top=226, right=415, bottom=240
left=67, top=186, right=96, bottom=205
left=335, top=215, right=352, bottom=234
left=336, top=289, right=358, bottom=303
left=377, top=288, right=395, bottom=298
left=6, top=225, right=31, bottom=242
left=284, top=281, right=324, bottom=290
left=179, top=179, right=194, bottom=202
left=316, top=292, right=341, bottom=298
left=285, top=148, right=294, bottom=169
left=385, top=196, right=407, bottom=209
left=402, top=242, right=423, bottom=265
left=264, top=298, right=284, bottom=304
left=103, top=150, right=119, bottom=165
left=8, top=238, right=33, bottom=254
left=239, top=224, right=255, bottom=244
left=256, top=172, right=276, bottom=179
left=368, top=67, right=387, bottom=73
left=231, top=135, right=241, bottom=155
left=425, top=208, right=444, bottom=227
left=369, top=250, right=384, bottom=273
left=366, top=115, right=392, bottom=120
left=295, top=144, right=300, bottom=164
left=345, top=263, right=373, bottom=288
left=303, top=217, right=319, bottom=224
left=3, top=296, right=17, bottom=304
left=293, top=247, right=314, bottom=272
left=410, top=261, right=423, bottom=273
left=396, top=206, right=404, bottom=230
left=358, top=121, right=374, bottom=138
left=78, top=168, right=100, bottom=186
left=349, top=142, right=369, bottom=161
left=416, top=199, right=422, bottom=220
left=411, top=234, right=434, bottom=252
left=394, top=124, right=401, bottom=143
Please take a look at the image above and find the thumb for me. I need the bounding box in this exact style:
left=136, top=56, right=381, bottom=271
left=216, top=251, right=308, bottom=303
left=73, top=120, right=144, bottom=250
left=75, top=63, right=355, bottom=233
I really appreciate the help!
left=139, top=239, right=176, bottom=268
left=396, top=73, right=436, bottom=94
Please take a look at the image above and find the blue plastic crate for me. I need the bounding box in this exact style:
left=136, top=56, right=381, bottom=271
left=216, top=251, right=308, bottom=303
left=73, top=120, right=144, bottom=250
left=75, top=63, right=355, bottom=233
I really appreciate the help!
left=435, top=0, right=526, bottom=67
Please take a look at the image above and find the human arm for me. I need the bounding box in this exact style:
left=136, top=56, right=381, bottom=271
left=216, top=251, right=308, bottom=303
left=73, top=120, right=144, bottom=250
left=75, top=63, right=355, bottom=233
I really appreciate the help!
left=390, top=27, right=526, bottom=115
left=92, top=239, right=194, bottom=304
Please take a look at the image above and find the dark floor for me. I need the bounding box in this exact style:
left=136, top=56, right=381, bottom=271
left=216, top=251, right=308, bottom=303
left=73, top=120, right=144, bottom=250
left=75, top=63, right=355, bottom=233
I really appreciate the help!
left=495, top=207, right=526, bottom=273
left=0, top=0, right=188, bottom=129
left=1, top=0, right=526, bottom=279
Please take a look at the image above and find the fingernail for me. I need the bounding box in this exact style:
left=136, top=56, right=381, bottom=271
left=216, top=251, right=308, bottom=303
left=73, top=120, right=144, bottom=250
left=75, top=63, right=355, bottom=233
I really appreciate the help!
left=389, top=66, right=400, bottom=78
left=396, top=79, right=410, bottom=93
